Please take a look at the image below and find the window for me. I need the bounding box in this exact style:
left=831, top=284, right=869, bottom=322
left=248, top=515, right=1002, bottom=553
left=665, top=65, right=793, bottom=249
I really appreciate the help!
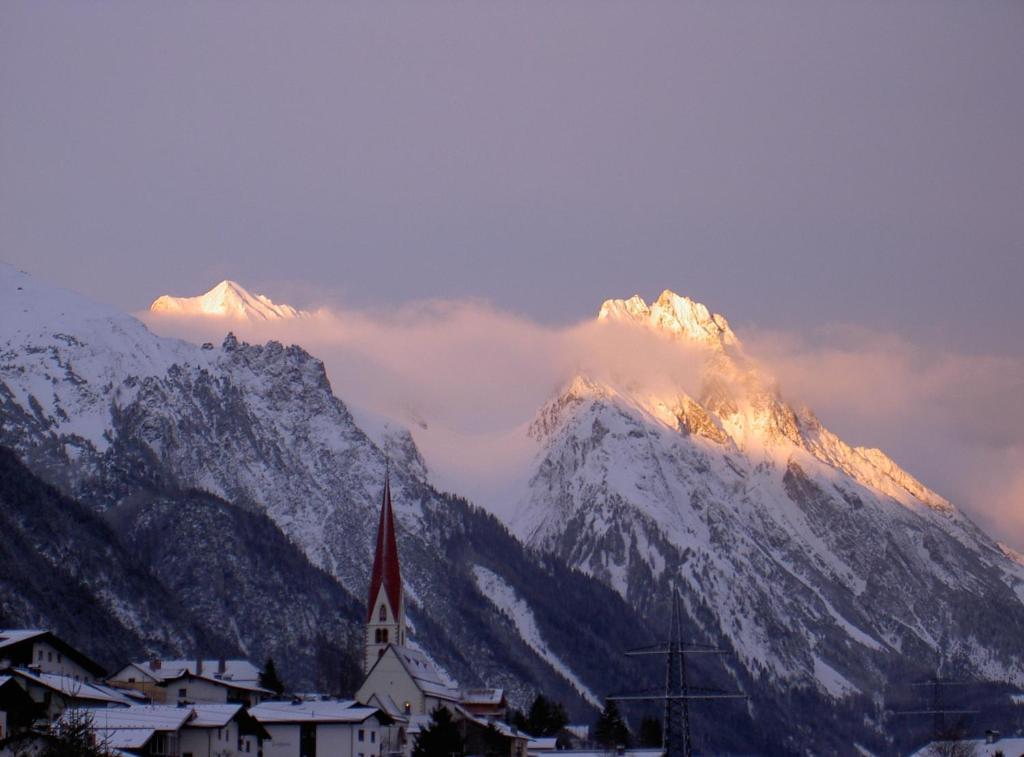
left=378, top=604, right=387, bottom=621
left=178, top=688, right=187, bottom=698
left=381, top=629, right=388, bottom=643
left=358, top=729, right=365, bottom=742
left=128, top=677, right=135, bottom=683
left=37, top=650, right=43, bottom=661
left=371, top=731, right=376, bottom=743
left=57, top=654, right=62, bottom=662
left=47, top=652, right=53, bottom=662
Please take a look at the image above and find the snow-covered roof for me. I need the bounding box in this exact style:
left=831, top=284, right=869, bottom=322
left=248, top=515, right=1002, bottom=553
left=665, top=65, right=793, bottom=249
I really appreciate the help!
left=0, top=630, right=46, bottom=649
left=165, top=671, right=272, bottom=695
left=364, top=692, right=407, bottom=719
left=125, top=659, right=261, bottom=684
left=461, top=688, right=505, bottom=705
left=100, top=728, right=155, bottom=750
left=0, top=630, right=106, bottom=677
left=527, top=736, right=559, bottom=750
left=390, top=646, right=460, bottom=702
left=11, top=668, right=134, bottom=705
left=62, top=705, right=194, bottom=751
left=77, top=705, right=193, bottom=731
left=908, top=738, right=1024, bottom=757
left=188, top=703, right=244, bottom=728
left=250, top=700, right=381, bottom=725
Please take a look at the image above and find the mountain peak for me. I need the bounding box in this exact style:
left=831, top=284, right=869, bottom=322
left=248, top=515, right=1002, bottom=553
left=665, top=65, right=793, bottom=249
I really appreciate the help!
left=598, top=290, right=738, bottom=349
left=150, top=280, right=305, bottom=321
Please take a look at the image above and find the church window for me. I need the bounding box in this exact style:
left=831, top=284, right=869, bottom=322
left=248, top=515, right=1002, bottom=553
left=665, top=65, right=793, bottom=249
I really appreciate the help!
left=381, top=629, right=389, bottom=643
left=379, top=605, right=387, bottom=621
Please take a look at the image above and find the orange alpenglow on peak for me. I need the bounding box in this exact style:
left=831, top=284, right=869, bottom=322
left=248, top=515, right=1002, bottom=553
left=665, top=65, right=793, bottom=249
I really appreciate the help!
left=367, top=477, right=402, bottom=622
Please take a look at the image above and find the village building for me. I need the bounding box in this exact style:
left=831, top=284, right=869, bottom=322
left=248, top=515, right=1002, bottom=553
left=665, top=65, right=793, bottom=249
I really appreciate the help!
left=3, top=666, right=143, bottom=721
left=0, top=675, right=36, bottom=743
left=57, top=703, right=269, bottom=757
left=109, top=659, right=271, bottom=706
left=250, top=700, right=391, bottom=757
left=0, top=630, right=106, bottom=683
left=353, top=477, right=528, bottom=757
left=180, top=703, right=269, bottom=757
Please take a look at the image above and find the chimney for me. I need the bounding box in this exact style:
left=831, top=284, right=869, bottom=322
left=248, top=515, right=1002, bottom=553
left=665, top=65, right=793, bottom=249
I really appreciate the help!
left=218, top=658, right=226, bottom=675
left=150, top=658, right=161, bottom=671
left=195, top=658, right=203, bottom=676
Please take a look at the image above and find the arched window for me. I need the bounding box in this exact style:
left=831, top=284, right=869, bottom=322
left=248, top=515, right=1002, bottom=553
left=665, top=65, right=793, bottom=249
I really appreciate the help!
left=381, top=629, right=389, bottom=644
left=378, top=604, right=387, bottom=622
left=374, top=629, right=381, bottom=643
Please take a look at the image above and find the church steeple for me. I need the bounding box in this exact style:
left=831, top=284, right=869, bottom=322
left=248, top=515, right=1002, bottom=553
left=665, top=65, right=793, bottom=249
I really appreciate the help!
left=365, top=475, right=406, bottom=672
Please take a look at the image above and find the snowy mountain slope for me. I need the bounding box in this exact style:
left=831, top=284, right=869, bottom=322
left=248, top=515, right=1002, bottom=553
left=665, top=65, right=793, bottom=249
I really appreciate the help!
left=150, top=280, right=306, bottom=321
left=0, top=445, right=230, bottom=668
left=0, top=264, right=647, bottom=720
left=512, top=290, right=1024, bottom=700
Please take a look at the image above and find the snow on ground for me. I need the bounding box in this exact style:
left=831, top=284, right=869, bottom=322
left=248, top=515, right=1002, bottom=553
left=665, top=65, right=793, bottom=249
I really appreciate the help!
left=472, top=565, right=601, bottom=707
left=812, top=655, right=858, bottom=698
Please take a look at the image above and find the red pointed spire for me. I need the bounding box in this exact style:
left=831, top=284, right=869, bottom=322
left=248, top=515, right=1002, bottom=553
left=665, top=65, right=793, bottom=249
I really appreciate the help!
left=367, top=476, right=402, bottom=622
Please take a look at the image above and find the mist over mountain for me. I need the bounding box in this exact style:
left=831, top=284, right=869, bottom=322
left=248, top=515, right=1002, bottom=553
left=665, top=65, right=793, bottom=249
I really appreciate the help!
left=4, top=265, right=1024, bottom=751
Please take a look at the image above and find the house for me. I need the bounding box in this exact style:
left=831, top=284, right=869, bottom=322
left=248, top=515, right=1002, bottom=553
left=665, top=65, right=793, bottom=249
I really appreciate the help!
left=357, top=645, right=460, bottom=719
left=76, top=704, right=195, bottom=756
left=180, top=703, right=269, bottom=757
left=460, top=688, right=508, bottom=720
left=0, top=675, right=37, bottom=742
left=0, top=630, right=106, bottom=683
left=63, top=703, right=270, bottom=757
left=4, top=667, right=142, bottom=721
left=250, top=699, right=392, bottom=757
left=907, top=735, right=1024, bottom=756
left=109, top=659, right=271, bottom=706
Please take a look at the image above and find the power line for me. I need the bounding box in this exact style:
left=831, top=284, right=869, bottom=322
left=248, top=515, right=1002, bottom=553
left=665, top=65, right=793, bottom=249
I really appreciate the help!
left=609, top=590, right=746, bottom=757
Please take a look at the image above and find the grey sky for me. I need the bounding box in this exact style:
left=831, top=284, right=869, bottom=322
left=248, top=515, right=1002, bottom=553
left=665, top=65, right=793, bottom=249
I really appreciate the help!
left=2, top=1, right=1022, bottom=353
left=3, top=1, right=1024, bottom=545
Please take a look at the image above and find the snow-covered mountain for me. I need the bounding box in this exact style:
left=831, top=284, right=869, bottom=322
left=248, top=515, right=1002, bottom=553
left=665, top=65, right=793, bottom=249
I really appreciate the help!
left=513, top=289, right=1024, bottom=699
left=5, top=266, right=1024, bottom=751
left=150, top=280, right=306, bottom=321
left=0, top=264, right=652, bottom=726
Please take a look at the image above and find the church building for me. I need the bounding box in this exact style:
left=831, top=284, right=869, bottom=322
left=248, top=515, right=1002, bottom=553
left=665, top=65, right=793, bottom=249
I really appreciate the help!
left=354, top=478, right=514, bottom=711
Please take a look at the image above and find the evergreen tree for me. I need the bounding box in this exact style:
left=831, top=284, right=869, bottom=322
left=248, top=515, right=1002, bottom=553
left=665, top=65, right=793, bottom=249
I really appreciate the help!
left=259, top=657, right=285, bottom=697
left=42, top=709, right=114, bottom=756
left=638, top=715, right=663, bottom=748
left=412, top=705, right=464, bottom=757
left=593, top=699, right=631, bottom=749
left=507, top=707, right=529, bottom=733
left=526, top=694, right=569, bottom=737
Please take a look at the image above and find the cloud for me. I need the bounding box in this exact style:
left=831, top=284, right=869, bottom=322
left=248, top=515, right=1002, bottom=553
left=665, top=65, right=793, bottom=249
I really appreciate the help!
left=143, top=301, right=1024, bottom=550
left=742, top=323, right=1024, bottom=548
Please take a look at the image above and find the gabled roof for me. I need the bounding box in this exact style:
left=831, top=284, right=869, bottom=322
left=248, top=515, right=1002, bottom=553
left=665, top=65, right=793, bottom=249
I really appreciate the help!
left=69, top=705, right=194, bottom=749
left=383, top=645, right=460, bottom=702
left=119, top=659, right=261, bottom=685
left=8, top=668, right=135, bottom=705
left=367, top=477, right=402, bottom=621
left=189, top=702, right=272, bottom=739
left=187, top=703, right=244, bottom=727
left=0, top=630, right=46, bottom=648
left=250, top=700, right=382, bottom=724
left=0, top=630, right=106, bottom=677
left=157, top=669, right=273, bottom=695
left=69, top=705, right=193, bottom=733
left=461, top=688, right=505, bottom=706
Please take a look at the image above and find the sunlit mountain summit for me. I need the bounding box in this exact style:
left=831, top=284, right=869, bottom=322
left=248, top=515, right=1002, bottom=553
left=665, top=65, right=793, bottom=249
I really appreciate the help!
left=150, top=280, right=306, bottom=321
